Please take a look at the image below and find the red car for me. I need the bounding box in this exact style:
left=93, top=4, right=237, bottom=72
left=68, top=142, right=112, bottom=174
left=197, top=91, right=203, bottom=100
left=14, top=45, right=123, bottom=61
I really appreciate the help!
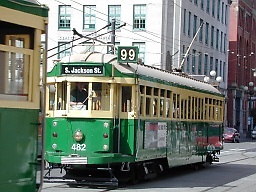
left=223, top=127, right=240, bottom=143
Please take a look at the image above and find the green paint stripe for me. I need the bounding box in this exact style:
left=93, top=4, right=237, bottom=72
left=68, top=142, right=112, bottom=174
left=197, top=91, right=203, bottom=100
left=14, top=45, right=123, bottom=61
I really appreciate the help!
left=0, top=0, right=48, bottom=17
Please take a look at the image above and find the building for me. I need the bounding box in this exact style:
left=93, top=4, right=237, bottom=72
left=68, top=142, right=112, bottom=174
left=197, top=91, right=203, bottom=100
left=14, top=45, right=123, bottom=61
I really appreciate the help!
left=39, top=0, right=231, bottom=123
left=227, top=0, right=256, bottom=135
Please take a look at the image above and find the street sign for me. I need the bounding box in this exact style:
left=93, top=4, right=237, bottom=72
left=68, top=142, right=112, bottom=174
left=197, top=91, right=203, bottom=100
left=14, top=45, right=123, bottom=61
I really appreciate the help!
left=117, top=46, right=138, bottom=63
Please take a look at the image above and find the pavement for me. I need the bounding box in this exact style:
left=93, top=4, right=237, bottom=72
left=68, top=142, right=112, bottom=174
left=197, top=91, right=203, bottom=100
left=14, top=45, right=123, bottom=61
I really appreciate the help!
left=239, top=132, right=255, bottom=142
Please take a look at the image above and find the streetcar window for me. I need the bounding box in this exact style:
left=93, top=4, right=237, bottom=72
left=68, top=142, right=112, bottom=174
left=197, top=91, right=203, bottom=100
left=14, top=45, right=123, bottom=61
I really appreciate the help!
left=166, top=90, right=171, bottom=118
left=173, top=94, right=176, bottom=118
left=153, top=98, right=158, bottom=116
left=121, top=86, right=132, bottom=112
left=188, top=96, right=191, bottom=119
left=160, top=89, right=165, bottom=117
left=92, top=82, right=101, bottom=110
left=47, top=84, right=56, bottom=110
left=57, top=82, right=67, bottom=110
left=181, top=99, right=184, bottom=119
left=146, top=97, right=150, bottom=115
left=173, top=93, right=180, bottom=118
left=153, top=88, right=159, bottom=116
left=70, top=82, right=88, bottom=110
left=0, top=50, right=30, bottom=101
left=145, top=87, right=152, bottom=116
left=139, top=85, right=145, bottom=115
left=160, top=98, right=164, bottom=117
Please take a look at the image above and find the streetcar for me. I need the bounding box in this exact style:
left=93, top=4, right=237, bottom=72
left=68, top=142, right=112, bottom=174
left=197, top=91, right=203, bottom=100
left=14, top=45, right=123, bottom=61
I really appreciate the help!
left=0, top=1, right=48, bottom=192
left=44, top=46, right=224, bottom=186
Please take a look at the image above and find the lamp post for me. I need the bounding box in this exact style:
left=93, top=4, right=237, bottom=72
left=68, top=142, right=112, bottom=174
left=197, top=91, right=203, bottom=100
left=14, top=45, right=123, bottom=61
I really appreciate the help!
left=244, top=82, right=256, bottom=138
left=204, top=70, right=223, bottom=87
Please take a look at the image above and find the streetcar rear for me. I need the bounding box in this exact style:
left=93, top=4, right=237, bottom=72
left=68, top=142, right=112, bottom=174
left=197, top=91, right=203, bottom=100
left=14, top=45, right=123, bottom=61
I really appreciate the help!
left=0, top=1, right=48, bottom=192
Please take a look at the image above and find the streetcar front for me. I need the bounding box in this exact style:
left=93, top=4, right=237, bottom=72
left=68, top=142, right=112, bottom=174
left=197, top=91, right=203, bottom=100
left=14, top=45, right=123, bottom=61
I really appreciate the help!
left=44, top=56, right=137, bottom=184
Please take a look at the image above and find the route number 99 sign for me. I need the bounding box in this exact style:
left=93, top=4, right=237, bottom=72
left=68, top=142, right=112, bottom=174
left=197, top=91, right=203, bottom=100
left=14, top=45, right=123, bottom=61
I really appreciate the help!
left=117, top=46, right=138, bottom=63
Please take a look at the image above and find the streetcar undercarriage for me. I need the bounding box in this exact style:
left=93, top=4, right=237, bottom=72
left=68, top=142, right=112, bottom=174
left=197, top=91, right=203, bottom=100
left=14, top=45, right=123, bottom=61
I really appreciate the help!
left=44, top=152, right=220, bottom=187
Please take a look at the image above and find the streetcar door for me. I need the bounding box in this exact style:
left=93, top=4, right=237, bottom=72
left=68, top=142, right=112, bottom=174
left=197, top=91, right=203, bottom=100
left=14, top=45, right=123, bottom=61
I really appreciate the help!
left=117, top=85, right=135, bottom=155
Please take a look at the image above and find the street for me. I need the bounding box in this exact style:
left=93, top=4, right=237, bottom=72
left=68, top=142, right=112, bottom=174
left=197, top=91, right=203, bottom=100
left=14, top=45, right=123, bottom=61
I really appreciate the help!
left=40, top=137, right=256, bottom=192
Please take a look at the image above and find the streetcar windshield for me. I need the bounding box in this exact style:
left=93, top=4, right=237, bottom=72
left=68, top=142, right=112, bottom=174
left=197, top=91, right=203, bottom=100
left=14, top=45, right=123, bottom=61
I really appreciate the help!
left=47, top=81, right=110, bottom=111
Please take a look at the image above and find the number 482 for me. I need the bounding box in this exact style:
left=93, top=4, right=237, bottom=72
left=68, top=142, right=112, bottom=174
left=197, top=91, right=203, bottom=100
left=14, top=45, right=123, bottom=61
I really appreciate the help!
left=71, top=144, right=86, bottom=151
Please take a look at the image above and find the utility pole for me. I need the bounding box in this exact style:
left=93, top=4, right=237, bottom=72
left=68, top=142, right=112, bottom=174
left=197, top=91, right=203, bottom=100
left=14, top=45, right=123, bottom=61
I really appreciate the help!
left=111, top=18, right=116, bottom=54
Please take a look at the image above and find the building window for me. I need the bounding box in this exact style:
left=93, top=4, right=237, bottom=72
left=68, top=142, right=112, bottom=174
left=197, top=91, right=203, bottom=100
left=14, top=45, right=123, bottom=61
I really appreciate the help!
left=182, top=45, right=187, bottom=70
left=212, top=0, right=215, bottom=17
left=193, top=15, right=197, bottom=37
left=223, top=62, right=226, bottom=81
left=192, top=49, right=196, bottom=73
left=224, top=33, right=227, bottom=52
left=221, top=2, right=224, bottom=23
left=200, top=0, right=204, bottom=10
left=220, top=60, right=223, bottom=78
left=58, top=42, right=71, bottom=59
left=215, top=59, right=218, bottom=76
left=216, top=29, right=219, bottom=50
left=205, top=22, right=209, bottom=45
left=108, top=5, right=121, bottom=29
left=220, top=31, right=223, bottom=52
left=217, top=0, right=220, bottom=20
left=188, top=12, right=191, bottom=36
left=206, top=0, right=210, bottom=13
left=183, top=9, right=186, bottom=34
left=186, top=51, right=190, bottom=73
left=199, top=19, right=203, bottom=42
left=204, top=54, right=209, bottom=75
left=59, top=5, right=71, bottom=29
left=225, top=5, right=228, bottom=25
left=211, top=25, right=214, bottom=47
left=132, top=42, right=145, bottom=63
left=83, top=5, right=96, bottom=30
left=133, top=5, right=146, bottom=30
left=210, top=56, right=213, bottom=71
left=198, top=53, right=202, bottom=75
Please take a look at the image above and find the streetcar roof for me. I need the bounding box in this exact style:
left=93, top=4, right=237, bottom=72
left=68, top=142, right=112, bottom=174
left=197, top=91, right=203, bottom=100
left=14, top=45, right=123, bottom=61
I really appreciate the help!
left=0, top=0, right=48, bottom=17
left=59, top=52, right=222, bottom=95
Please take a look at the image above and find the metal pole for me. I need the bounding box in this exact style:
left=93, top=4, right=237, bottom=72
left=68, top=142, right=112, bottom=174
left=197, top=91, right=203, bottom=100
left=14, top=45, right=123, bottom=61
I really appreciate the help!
left=179, top=22, right=204, bottom=70
left=111, top=18, right=116, bottom=54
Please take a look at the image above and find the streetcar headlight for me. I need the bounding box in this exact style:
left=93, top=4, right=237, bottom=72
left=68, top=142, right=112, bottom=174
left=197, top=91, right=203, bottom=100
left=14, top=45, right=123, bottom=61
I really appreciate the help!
left=52, top=143, right=57, bottom=149
left=103, top=145, right=109, bottom=151
left=104, top=122, right=109, bottom=128
left=73, top=130, right=83, bottom=141
left=53, top=121, right=57, bottom=126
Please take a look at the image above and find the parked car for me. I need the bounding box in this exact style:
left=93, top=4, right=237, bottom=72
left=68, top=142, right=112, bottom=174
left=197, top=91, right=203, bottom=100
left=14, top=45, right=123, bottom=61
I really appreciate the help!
left=251, top=127, right=256, bottom=139
left=223, top=127, right=240, bottom=143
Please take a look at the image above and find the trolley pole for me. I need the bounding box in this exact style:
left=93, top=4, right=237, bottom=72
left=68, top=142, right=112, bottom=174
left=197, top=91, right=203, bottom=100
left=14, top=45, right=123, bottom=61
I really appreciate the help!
left=111, top=18, right=116, bottom=54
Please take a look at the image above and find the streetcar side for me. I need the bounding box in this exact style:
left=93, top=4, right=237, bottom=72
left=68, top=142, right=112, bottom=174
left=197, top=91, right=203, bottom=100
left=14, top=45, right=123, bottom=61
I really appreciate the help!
left=44, top=52, right=224, bottom=185
left=0, top=1, right=48, bottom=192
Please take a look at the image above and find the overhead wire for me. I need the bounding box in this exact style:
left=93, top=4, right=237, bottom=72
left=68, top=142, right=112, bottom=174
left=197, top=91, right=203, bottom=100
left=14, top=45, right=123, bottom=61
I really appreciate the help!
left=48, top=0, right=231, bottom=68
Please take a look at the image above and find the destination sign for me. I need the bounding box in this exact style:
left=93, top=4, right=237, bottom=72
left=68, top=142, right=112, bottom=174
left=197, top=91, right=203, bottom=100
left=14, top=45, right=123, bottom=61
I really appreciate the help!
left=61, top=65, right=104, bottom=75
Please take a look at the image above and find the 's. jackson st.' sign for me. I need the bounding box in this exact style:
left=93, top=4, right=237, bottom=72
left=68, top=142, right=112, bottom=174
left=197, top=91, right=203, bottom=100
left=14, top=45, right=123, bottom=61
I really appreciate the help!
left=61, top=65, right=104, bottom=75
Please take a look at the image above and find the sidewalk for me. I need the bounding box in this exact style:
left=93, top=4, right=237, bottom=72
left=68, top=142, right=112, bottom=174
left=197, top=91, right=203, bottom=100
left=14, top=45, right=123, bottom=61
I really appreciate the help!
left=239, top=132, right=255, bottom=142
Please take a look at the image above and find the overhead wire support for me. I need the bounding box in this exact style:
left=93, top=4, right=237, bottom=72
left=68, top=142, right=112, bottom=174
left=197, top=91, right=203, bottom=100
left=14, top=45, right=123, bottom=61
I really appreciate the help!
left=47, top=23, right=111, bottom=52
left=47, top=22, right=126, bottom=59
